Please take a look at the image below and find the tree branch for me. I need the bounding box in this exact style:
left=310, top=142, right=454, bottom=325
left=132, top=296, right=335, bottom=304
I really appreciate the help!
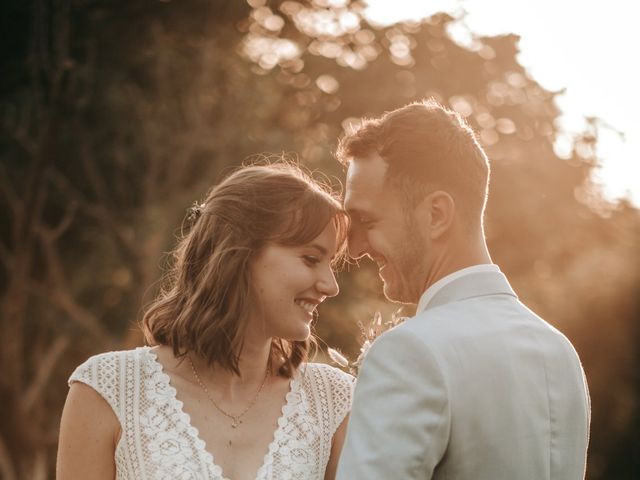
left=0, top=241, right=11, bottom=272
left=0, top=435, right=17, bottom=480
left=32, top=449, right=47, bottom=480
left=79, top=132, right=113, bottom=206
left=23, top=336, right=70, bottom=412
left=44, top=169, right=79, bottom=240
left=84, top=203, right=146, bottom=279
left=0, top=163, right=20, bottom=216
left=29, top=283, right=116, bottom=348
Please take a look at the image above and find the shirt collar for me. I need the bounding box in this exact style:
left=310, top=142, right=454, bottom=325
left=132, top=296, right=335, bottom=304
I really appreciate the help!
left=416, top=264, right=501, bottom=314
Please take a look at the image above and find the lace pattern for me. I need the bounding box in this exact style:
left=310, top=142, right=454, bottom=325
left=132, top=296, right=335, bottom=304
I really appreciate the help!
left=68, top=347, right=354, bottom=479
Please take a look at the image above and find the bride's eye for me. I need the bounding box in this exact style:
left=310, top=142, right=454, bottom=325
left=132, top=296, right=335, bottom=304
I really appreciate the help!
left=303, top=255, right=320, bottom=265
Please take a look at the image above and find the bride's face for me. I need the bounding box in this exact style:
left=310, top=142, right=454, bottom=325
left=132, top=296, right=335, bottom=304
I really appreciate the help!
left=249, top=222, right=340, bottom=341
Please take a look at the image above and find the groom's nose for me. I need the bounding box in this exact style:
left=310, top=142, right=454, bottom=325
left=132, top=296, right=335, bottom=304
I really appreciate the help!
left=348, top=226, right=369, bottom=260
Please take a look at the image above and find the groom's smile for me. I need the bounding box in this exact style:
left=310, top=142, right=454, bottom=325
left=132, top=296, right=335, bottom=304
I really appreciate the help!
left=376, top=259, right=388, bottom=275
left=344, top=153, right=428, bottom=304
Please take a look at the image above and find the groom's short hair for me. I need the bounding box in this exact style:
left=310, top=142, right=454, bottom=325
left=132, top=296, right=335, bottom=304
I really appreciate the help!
left=336, top=99, right=490, bottom=224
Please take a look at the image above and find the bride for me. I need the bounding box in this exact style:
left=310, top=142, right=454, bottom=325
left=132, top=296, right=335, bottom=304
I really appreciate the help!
left=57, top=162, right=354, bottom=480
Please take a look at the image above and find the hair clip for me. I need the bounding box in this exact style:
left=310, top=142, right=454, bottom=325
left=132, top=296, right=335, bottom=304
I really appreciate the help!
left=187, top=201, right=205, bottom=224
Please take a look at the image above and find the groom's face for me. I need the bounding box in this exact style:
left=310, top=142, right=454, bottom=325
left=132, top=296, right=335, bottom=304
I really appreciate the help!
left=344, top=153, right=428, bottom=304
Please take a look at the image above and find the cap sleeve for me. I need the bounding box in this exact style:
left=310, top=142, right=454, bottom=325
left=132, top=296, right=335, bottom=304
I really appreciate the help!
left=309, top=363, right=355, bottom=436
left=68, top=350, right=127, bottom=422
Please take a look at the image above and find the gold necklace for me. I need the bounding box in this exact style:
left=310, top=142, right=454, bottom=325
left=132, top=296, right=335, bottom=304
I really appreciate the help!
left=188, top=356, right=270, bottom=429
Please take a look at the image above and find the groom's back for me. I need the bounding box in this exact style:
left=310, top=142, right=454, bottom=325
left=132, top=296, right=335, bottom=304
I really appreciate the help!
left=408, top=293, right=590, bottom=479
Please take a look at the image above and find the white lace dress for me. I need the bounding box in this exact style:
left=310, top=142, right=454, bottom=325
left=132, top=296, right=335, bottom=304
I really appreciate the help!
left=68, top=346, right=354, bottom=480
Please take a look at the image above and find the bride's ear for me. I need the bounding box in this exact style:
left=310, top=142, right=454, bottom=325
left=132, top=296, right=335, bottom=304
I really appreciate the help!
left=417, top=191, right=455, bottom=240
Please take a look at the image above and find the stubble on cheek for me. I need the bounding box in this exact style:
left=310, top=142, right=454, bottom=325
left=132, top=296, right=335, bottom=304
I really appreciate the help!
left=395, top=223, right=427, bottom=303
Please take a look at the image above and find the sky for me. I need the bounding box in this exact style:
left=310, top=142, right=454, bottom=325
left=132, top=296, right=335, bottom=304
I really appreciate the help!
left=363, top=0, right=640, bottom=206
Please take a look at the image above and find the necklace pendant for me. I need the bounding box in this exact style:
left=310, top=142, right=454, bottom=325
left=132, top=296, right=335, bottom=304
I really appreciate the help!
left=231, top=418, right=240, bottom=428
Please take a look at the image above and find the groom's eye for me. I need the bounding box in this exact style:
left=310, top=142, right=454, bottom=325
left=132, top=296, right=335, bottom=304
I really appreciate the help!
left=359, top=217, right=375, bottom=228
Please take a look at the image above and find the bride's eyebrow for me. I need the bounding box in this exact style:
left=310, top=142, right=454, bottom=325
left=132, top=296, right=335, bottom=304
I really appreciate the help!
left=305, top=244, right=328, bottom=256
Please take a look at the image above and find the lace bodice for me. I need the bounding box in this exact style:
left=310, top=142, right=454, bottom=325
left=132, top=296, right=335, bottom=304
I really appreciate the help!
left=68, top=347, right=354, bottom=480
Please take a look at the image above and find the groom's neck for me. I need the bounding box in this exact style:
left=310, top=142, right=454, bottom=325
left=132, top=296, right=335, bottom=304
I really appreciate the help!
left=421, top=232, right=492, bottom=294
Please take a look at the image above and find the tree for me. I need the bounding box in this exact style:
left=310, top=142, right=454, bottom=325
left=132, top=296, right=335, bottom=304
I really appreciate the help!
left=0, top=0, right=637, bottom=477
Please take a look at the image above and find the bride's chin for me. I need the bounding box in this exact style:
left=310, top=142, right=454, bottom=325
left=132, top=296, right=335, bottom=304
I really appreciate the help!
left=293, top=325, right=311, bottom=342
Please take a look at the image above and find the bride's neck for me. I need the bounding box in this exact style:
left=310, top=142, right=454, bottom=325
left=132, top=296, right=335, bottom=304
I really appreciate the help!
left=189, top=338, right=273, bottom=394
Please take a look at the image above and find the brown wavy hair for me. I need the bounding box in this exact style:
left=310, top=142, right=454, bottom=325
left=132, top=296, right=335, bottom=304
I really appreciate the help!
left=337, top=99, right=490, bottom=226
left=142, top=162, right=348, bottom=377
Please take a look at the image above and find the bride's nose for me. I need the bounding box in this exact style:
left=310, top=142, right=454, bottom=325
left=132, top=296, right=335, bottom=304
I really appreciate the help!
left=317, top=265, right=339, bottom=298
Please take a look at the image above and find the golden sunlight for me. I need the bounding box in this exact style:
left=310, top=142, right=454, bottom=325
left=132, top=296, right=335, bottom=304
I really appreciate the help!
left=364, top=0, right=640, bottom=205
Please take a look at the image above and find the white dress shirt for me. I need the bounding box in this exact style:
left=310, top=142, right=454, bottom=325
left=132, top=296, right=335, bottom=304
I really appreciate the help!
left=416, top=264, right=500, bottom=314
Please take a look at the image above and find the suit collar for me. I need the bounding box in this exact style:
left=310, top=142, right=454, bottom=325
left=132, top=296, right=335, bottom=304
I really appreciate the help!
left=418, top=269, right=517, bottom=313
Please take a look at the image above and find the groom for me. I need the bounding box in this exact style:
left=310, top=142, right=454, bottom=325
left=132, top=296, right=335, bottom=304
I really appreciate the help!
left=335, top=100, right=590, bottom=479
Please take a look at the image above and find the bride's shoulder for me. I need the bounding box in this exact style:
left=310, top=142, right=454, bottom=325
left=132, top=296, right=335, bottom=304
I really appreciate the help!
left=299, top=363, right=355, bottom=423
left=70, top=346, right=152, bottom=379
left=78, top=345, right=150, bottom=364
left=67, top=347, right=153, bottom=416
left=302, top=362, right=355, bottom=386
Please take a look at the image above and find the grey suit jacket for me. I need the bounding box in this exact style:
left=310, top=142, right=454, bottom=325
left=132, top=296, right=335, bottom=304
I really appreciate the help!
left=336, top=270, right=590, bottom=480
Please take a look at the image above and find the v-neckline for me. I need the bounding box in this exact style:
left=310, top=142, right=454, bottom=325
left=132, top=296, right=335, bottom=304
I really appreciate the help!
left=143, top=346, right=301, bottom=480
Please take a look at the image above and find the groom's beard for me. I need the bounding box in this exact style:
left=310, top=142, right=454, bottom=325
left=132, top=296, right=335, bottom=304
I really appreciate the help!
left=381, top=220, right=427, bottom=305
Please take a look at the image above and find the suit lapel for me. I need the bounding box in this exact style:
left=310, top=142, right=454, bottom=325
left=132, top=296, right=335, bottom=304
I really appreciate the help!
left=423, top=271, right=518, bottom=312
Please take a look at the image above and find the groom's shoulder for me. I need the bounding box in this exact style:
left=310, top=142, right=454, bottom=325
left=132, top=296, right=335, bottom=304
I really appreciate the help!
left=391, top=294, right=571, bottom=349
left=366, top=308, right=482, bottom=369
left=369, top=311, right=450, bottom=356
left=374, top=301, right=494, bottom=353
left=396, top=305, right=464, bottom=339
left=361, top=318, right=451, bottom=375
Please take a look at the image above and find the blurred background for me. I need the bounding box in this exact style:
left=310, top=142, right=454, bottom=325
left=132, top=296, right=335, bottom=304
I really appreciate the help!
left=0, top=0, right=638, bottom=478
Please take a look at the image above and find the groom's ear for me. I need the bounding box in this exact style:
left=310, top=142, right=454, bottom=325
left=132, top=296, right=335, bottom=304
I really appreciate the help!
left=418, top=190, right=455, bottom=240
